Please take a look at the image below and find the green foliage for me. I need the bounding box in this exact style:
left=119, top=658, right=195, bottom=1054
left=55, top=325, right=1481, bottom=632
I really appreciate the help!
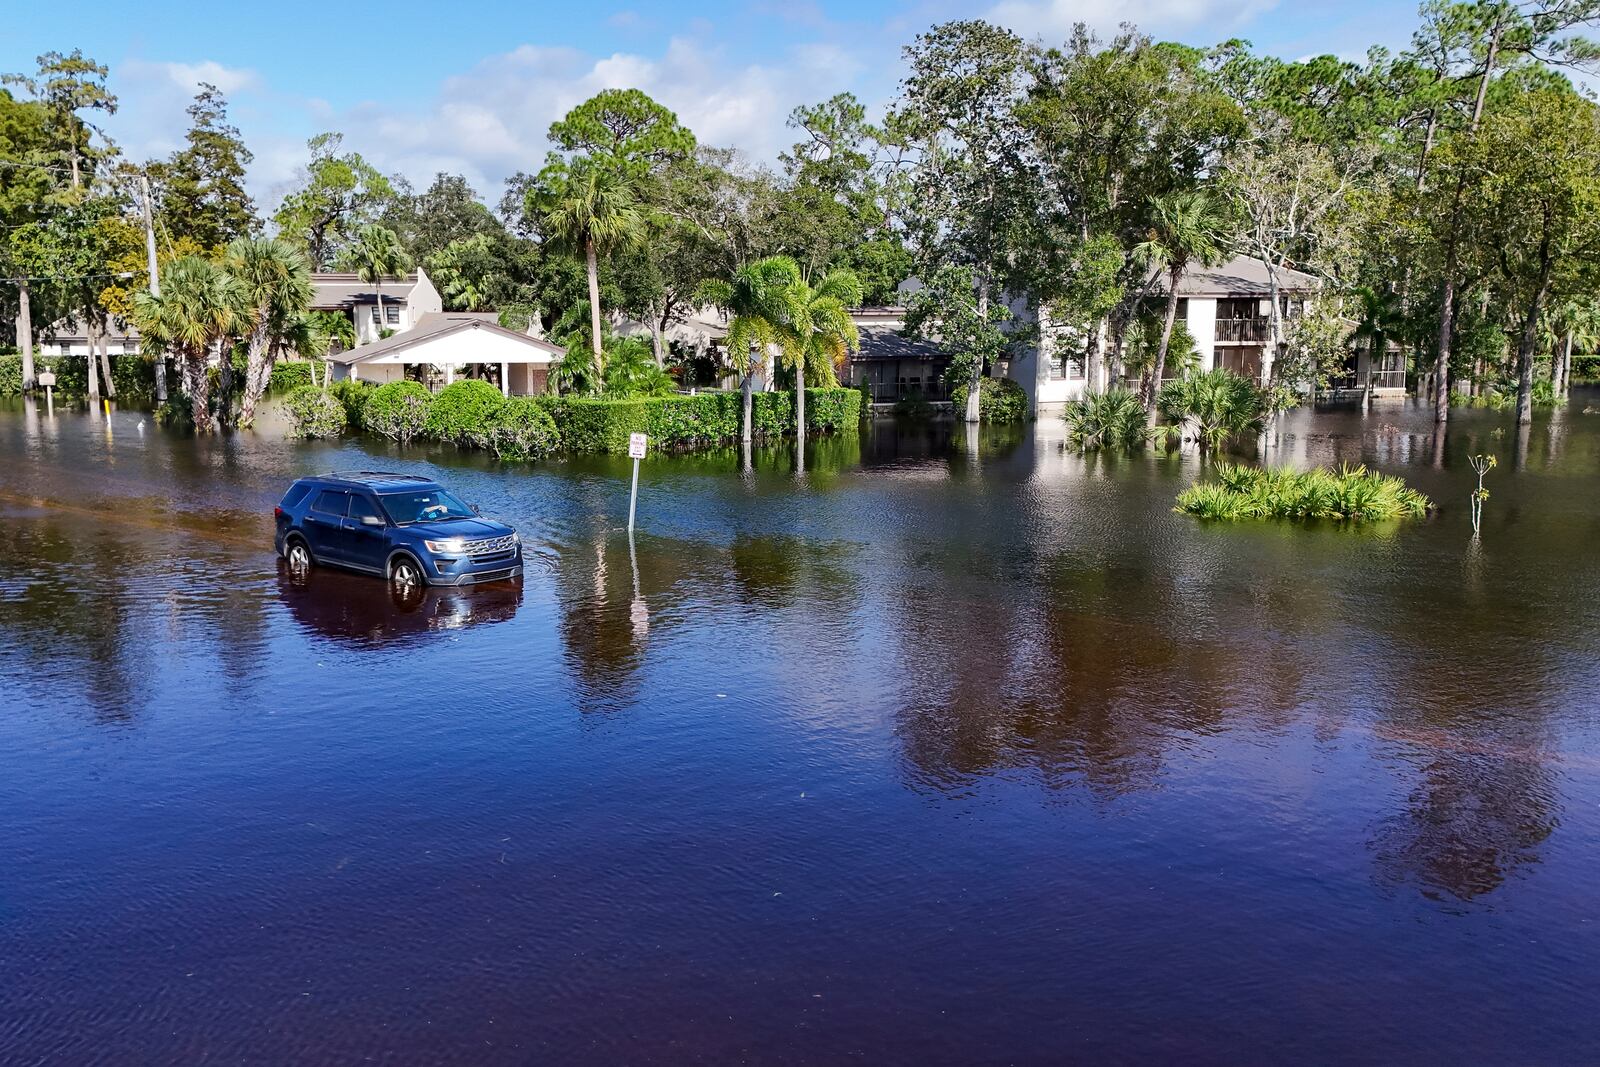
left=423, top=379, right=506, bottom=445
left=153, top=84, right=257, bottom=250
left=482, top=396, right=561, bottom=460
left=360, top=380, right=432, bottom=442
left=1176, top=463, right=1432, bottom=522
left=1156, top=369, right=1269, bottom=451
left=547, top=388, right=860, bottom=452
left=269, top=361, right=317, bottom=392
left=953, top=376, right=1028, bottom=423
left=0, top=354, right=19, bottom=397
left=272, top=132, right=396, bottom=267
left=283, top=384, right=347, bottom=439
left=1064, top=388, right=1149, bottom=450
left=603, top=336, right=677, bottom=397
left=0, top=354, right=154, bottom=398
left=327, top=378, right=373, bottom=427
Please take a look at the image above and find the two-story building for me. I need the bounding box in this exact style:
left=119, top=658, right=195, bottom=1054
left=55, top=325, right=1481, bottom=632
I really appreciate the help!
left=1010, top=255, right=1321, bottom=415
left=310, top=269, right=444, bottom=349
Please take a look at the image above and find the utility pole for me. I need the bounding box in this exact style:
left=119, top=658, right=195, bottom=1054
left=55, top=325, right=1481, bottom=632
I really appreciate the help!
left=140, top=171, right=166, bottom=402
left=15, top=278, right=35, bottom=393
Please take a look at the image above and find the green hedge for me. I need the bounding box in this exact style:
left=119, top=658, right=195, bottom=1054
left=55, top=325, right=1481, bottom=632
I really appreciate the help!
left=424, top=380, right=506, bottom=446
left=270, top=361, right=319, bottom=393
left=361, top=380, right=432, bottom=442
left=954, top=377, right=1028, bottom=423
left=1, top=353, right=157, bottom=399
left=483, top=396, right=561, bottom=459
left=328, top=378, right=374, bottom=427
left=284, top=385, right=347, bottom=439
left=545, top=388, right=861, bottom=453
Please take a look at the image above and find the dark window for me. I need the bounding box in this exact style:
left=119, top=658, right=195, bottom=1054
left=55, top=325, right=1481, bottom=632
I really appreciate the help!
left=312, top=490, right=350, bottom=516
left=348, top=494, right=384, bottom=524
left=371, top=306, right=381, bottom=324
left=386, top=304, right=400, bottom=324
left=279, top=482, right=314, bottom=509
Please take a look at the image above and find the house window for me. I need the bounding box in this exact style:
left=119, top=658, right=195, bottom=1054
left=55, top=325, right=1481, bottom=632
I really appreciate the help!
left=1050, top=351, right=1086, bottom=380
left=370, top=306, right=381, bottom=324
left=386, top=304, right=400, bottom=325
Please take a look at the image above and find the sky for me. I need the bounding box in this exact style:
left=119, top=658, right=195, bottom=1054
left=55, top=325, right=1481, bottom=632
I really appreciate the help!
left=2, top=0, right=1422, bottom=215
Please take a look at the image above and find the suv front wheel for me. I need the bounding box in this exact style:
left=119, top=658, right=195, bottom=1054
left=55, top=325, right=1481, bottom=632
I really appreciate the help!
left=390, top=555, right=424, bottom=594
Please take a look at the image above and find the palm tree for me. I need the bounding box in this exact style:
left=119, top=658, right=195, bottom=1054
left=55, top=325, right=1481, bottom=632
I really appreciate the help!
left=1134, top=190, right=1232, bottom=409
left=699, top=256, right=803, bottom=447
left=1547, top=296, right=1600, bottom=399
left=226, top=237, right=314, bottom=428
left=132, top=256, right=246, bottom=434
left=342, top=224, right=413, bottom=341
left=777, top=269, right=863, bottom=459
left=541, top=165, right=645, bottom=373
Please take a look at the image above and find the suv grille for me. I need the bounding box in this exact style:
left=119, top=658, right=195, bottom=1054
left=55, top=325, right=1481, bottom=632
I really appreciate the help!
left=465, top=534, right=517, bottom=559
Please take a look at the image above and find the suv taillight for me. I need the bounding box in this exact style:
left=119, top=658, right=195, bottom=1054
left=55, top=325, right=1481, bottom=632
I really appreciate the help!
left=273, top=506, right=284, bottom=519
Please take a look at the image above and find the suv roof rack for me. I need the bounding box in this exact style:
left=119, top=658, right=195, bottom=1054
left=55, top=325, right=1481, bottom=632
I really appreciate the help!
left=321, top=471, right=437, bottom=485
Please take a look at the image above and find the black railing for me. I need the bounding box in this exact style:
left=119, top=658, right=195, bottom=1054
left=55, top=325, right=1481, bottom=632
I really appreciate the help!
left=1214, top=319, right=1270, bottom=343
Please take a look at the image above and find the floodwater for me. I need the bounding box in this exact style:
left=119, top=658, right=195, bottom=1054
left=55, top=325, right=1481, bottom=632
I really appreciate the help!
left=1, top=393, right=1599, bottom=1064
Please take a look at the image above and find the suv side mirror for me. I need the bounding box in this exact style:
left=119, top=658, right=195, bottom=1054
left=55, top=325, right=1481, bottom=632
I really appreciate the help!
left=470, top=503, right=482, bottom=516
left=361, top=514, right=385, bottom=527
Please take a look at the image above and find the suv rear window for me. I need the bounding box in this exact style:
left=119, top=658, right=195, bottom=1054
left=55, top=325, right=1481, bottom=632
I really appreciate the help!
left=280, top=482, right=314, bottom=509
left=312, top=490, right=350, bottom=516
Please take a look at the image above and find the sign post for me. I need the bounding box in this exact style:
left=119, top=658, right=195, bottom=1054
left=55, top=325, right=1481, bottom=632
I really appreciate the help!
left=627, top=432, right=647, bottom=533
left=37, top=370, right=56, bottom=416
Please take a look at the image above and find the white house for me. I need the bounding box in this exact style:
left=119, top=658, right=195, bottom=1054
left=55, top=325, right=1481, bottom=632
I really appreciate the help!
left=1009, top=255, right=1322, bottom=415
left=328, top=312, right=565, bottom=395
left=311, top=269, right=443, bottom=348
left=33, top=318, right=140, bottom=358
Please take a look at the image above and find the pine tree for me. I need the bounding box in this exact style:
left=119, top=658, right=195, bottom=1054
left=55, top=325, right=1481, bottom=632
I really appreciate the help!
left=157, top=83, right=256, bottom=251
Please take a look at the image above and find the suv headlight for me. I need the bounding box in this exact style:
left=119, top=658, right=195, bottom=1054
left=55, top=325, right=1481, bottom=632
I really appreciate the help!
left=424, top=537, right=467, bottom=554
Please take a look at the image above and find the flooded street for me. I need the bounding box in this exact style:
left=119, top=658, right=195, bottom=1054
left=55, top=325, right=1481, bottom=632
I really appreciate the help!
left=2, top=395, right=1599, bottom=1063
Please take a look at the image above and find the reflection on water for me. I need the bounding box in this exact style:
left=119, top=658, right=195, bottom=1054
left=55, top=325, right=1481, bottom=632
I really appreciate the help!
left=2, top=394, right=1600, bottom=1062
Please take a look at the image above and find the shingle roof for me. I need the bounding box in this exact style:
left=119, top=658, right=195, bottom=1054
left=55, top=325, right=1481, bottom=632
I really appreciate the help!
left=852, top=325, right=950, bottom=363
left=329, top=313, right=565, bottom=365
left=1153, top=255, right=1320, bottom=297
left=311, top=272, right=419, bottom=309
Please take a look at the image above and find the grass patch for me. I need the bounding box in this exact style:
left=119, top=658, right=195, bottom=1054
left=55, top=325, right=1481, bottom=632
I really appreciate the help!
left=1176, top=463, right=1432, bottom=522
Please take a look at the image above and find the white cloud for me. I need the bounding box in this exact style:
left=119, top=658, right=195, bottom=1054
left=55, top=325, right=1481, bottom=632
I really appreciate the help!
left=158, top=60, right=261, bottom=95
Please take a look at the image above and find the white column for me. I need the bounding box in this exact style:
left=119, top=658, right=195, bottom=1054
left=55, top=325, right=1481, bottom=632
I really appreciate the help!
left=501, top=362, right=510, bottom=396
left=445, top=363, right=455, bottom=386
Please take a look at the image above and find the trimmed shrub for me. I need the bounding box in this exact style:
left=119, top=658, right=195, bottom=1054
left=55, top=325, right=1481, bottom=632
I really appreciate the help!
left=424, top=379, right=506, bottom=445
left=0, top=354, right=20, bottom=397
left=270, top=361, right=318, bottom=393
left=328, top=378, right=374, bottom=428
left=483, top=396, right=561, bottom=460
left=1176, top=462, right=1432, bottom=522
left=545, top=388, right=860, bottom=453
left=284, top=385, right=347, bottom=439
left=1157, top=369, right=1268, bottom=452
left=362, top=380, right=432, bottom=443
left=1064, top=388, right=1149, bottom=451
left=954, top=376, right=1028, bottom=423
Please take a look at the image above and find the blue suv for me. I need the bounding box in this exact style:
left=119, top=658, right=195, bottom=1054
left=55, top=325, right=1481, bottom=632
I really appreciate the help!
left=275, top=472, right=522, bottom=591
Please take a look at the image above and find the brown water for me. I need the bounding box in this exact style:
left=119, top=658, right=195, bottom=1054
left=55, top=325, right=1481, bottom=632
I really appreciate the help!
left=1, top=394, right=1599, bottom=1063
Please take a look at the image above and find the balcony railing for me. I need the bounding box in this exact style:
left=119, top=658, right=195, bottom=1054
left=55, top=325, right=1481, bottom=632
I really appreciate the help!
left=1214, top=318, right=1270, bottom=343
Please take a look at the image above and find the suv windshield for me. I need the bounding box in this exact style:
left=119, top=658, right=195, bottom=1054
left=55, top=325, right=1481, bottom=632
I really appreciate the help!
left=379, top=489, right=475, bottom=525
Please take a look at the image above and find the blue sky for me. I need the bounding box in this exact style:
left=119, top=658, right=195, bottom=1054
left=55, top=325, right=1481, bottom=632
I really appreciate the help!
left=3, top=0, right=1421, bottom=212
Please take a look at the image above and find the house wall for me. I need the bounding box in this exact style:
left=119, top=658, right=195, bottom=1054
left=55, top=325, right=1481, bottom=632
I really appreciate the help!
left=408, top=269, right=444, bottom=319
left=1185, top=297, right=1218, bottom=372
left=346, top=328, right=558, bottom=392
left=353, top=299, right=408, bottom=345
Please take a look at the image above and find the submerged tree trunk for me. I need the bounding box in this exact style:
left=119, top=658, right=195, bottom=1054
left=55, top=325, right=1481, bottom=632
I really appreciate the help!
left=85, top=319, right=102, bottom=406
left=16, top=281, right=35, bottom=392
left=189, top=349, right=215, bottom=434
left=1146, top=267, right=1183, bottom=411
left=741, top=360, right=754, bottom=446
left=585, top=238, right=604, bottom=372
left=1557, top=332, right=1572, bottom=398
left=215, top=339, right=236, bottom=429
left=98, top=329, right=116, bottom=399
left=237, top=320, right=273, bottom=428
left=966, top=274, right=989, bottom=425
left=1514, top=248, right=1553, bottom=428
left=795, top=358, right=807, bottom=462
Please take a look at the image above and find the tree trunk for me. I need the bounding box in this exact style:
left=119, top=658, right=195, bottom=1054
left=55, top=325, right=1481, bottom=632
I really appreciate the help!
left=189, top=350, right=215, bottom=433
left=1146, top=267, right=1182, bottom=410
left=1557, top=332, right=1572, bottom=398
left=741, top=360, right=754, bottom=445
left=16, top=281, right=34, bottom=392
left=795, top=356, right=807, bottom=458
left=85, top=319, right=101, bottom=405
left=238, top=321, right=273, bottom=428
left=651, top=303, right=667, bottom=368
left=966, top=274, right=989, bottom=425
left=375, top=287, right=384, bottom=339
left=216, top=339, right=237, bottom=429
left=585, top=238, right=604, bottom=372
left=1514, top=251, right=1553, bottom=428
left=98, top=330, right=116, bottom=399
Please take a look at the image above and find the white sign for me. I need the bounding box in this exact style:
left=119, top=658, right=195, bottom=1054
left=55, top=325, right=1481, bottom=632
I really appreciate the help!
left=627, top=433, right=648, bottom=459
left=37, top=371, right=56, bottom=388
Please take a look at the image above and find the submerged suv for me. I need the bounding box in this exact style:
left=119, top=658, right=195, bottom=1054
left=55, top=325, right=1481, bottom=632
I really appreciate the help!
left=275, top=472, right=523, bottom=591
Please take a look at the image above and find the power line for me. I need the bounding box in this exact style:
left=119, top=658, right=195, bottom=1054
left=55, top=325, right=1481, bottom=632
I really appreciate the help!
left=0, top=270, right=136, bottom=285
